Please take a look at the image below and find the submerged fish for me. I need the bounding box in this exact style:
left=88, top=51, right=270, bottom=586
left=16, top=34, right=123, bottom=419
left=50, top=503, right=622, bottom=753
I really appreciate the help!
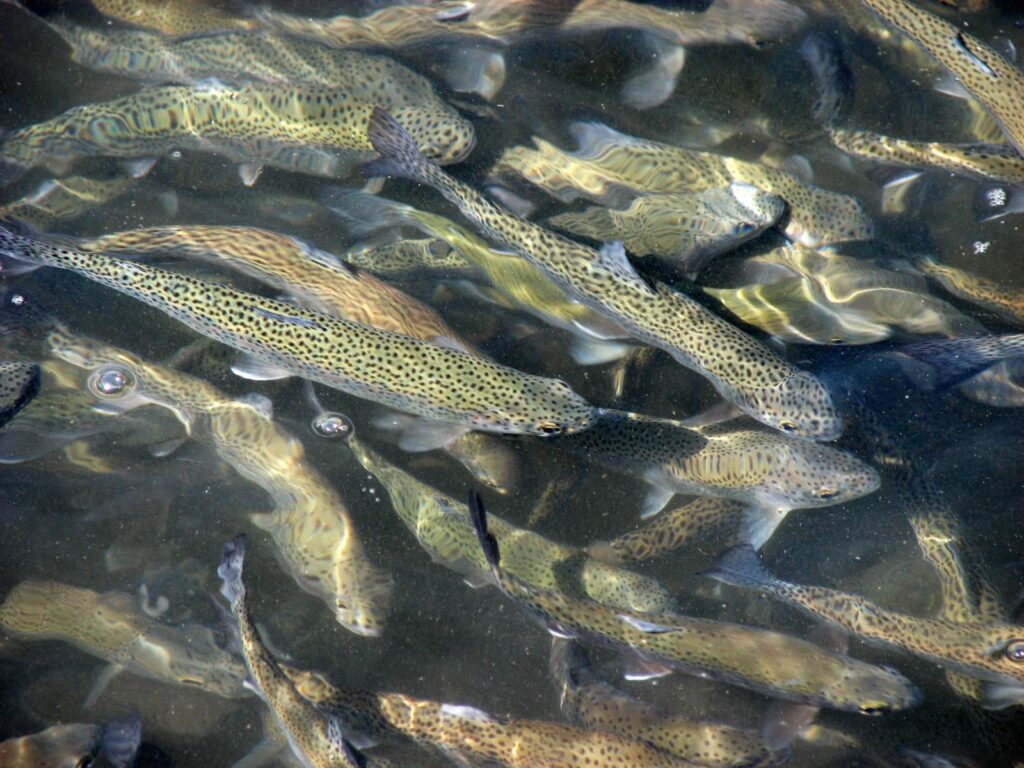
left=0, top=713, right=141, bottom=768
left=491, top=121, right=874, bottom=248
left=0, top=174, right=139, bottom=230
left=0, top=80, right=473, bottom=186
left=705, top=546, right=1024, bottom=709
left=858, top=0, right=1024, bottom=155
left=88, top=0, right=256, bottom=35
left=342, top=237, right=474, bottom=278
left=0, top=580, right=249, bottom=704
left=366, top=108, right=843, bottom=440
left=347, top=433, right=672, bottom=613
left=547, top=185, right=785, bottom=277
left=0, top=360, right=40, bottom=429
left=915, top=258, right=1024, bottom=326
left=557, top=410, right=880, bottom=548
left=550, top=638, right=786, bottom=768
left=468, top=493, right=920, bottom=714
left=901, top=334, right=1024, bottom=389
left=0, top=224, right=599, bottom=443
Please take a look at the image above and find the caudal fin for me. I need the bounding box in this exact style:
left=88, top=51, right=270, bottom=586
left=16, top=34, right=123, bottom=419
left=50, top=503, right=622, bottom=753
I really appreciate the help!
left=217, top=534, right=248, bottom=610
left=364, top=107, right=431, bottom=183
left=467, top=490, right=501, bottom=570
left=99, top=712, right=142, bottom=768
left=901, top=334, right=1024, bottom=389
left=701, top=544, right=773, bottom=589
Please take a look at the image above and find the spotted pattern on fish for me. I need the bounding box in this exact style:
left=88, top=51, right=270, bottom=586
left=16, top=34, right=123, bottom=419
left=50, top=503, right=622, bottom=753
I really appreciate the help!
left=830, top=128, right=1024, bottom=184
left=347, top=436, right=673, bottom=613
left=860, top=0, right=1024, bottom=156
left=550, top=638, right=785, bottom=768
left=0, top=81, right=474, bottom=179
left=343, top=238, right=474, bottom=278
left=916, top=258, right=1024, bottom=326
left=367, top=108, right=842, bottom=440
left=588, top=498, right=750, bottom=565
left=0, top=580, right=248, bottom=697
left=81, top=225, right=474, bottom=351
left=0, top=225, right=599, bottom=438
left=0, top=175, right=137, bottom=230
left=90, top=0, right=257, bottom=35
left=491, top=122, right=874, bottom=248
left=547, top=187, right=784, bottom=273
left=0, top=361, right=40, bottom=429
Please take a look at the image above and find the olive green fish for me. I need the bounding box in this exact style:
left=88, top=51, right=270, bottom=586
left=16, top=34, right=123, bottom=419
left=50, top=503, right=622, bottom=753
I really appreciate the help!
left=547, top=185, right=785, bottom=277
left=0, top=714, right=141, bottom=768
left=0, top=174, right=139, bottom=230
left=556, top=409, right=880, bottom=548
left=705, top=546, right=1024, bottom=709
left=48, top=330, right=392, bottom=636
left=366, top=108, right=842, bottom=440
left=858, top=0, right=1024, bottom=156
left=469, top=493, right=920, bottom=714
left=219, top=535, right=695, bottom=768
left=915, top=257, right=1024, bottom=326
left=0, top=580, right=249, bottom=704
left=0, top=80, right=474, bottom=186
left=343, top=237, right=474, bottom=278
left=550, top=638, right=786, bottom=768
left=347, top=433, right=672, bottom=613
left=0, top=224, right=599, bottom=442
left=89, top=0, right=256, bottom=35
left=491, top=121, right=874, bottom=248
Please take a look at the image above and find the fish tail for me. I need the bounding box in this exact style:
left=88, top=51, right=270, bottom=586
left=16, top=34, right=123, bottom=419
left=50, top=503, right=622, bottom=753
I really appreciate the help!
left=99, top=711, right=142, bottom=768
left=467, top=490, right=501, bottom=570
left=321, top=186, right=418, bottom=239
left=217, top=534, right=248, bottom=611
left=701, top=544, right=774, bottom=589
left=364, top=107, right=434, bottom=184
left=901, top=335, right=1024, bottom=389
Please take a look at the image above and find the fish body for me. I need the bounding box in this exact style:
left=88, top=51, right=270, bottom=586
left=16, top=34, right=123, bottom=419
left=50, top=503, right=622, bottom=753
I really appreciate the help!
left=367, top=108, right=843, bottom=440
left=859, top=0, right=1024, bottom=155
left=0, top=360, right=40, bottom=429
left=343, top=237, right=474, bottom=278
left=492, top=121, right=874, bottom=248
left=915, top=258, right=1024, bottom=326
left=550, top=638, right=785, bottom=768
left=0, top=580, right=248, bottom=699
left=901, top=334, right=1024, bottom=389
left=90, top=0, right=256, bottom=34
left=0, top=175, right=138, bottom=230
left=547, top=185, right=785, bottom=276
left=0, top=714, right=141, bottom=768
left=0, top=224, right=599, bottom=440
left=347, top=435, right=672, bottom=613
left=0, top=81, right=473, bottom=183
left=706, top=546, right=1024, bottom=708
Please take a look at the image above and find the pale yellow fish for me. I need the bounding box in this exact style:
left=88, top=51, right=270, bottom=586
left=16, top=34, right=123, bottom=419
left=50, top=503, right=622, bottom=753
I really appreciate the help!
left=89, top=0, right=256, bottom=34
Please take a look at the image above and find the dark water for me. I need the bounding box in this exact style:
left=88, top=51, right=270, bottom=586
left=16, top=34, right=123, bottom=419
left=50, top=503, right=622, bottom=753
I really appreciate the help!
left=1, top=1, right=1023, bottom=766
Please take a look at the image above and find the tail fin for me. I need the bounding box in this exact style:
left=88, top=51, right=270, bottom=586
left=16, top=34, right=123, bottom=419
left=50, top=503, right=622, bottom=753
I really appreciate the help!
left=99, top=712, right=142, bottom=768
left=901, top=334, right=1024, bottom=389
left=321, top=186, right=417, bottom=239
left=217, top=534, right=248, bottom=610
left=701, top=545, right=773, bottom=589
left=467, top=490, right=501, bottom=570
left=364, top=107, right=431, bottom=183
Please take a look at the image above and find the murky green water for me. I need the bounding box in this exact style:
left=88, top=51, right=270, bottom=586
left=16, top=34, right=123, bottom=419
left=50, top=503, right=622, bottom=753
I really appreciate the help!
left=1, top=1, right=1024, bottom=766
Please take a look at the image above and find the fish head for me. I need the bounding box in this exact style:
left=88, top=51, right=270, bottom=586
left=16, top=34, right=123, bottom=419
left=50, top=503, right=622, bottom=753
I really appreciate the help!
left=482, top=376, right=598, bottom=438
left=393, top=106, right=477, bottom=165
left=830, top=661, right=922, bottom=715
left=725, top=182, right=787, bottom=229
left=757, top=438, right=880, bottom=510
left=741, top=370, right=844, bottom=441
left=332, top=567, right=393, bottom=638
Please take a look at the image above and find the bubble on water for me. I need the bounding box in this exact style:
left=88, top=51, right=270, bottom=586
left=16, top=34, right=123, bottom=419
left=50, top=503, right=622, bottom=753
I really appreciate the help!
left=311, top=411, right=353, bottom=439
left=973, top=241, right=991, bottom=255
left=170, top=150, right=183, bottom=160
left=986, top=187, right=1008, bottom=208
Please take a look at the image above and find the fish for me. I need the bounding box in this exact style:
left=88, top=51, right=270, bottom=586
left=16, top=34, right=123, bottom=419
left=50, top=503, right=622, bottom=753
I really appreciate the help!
left=490, top=121, right=874, bottom=248
left=468, top=492, right=921, bottom=714
left=858, top=0, right=1024, bottom=156
left=0, top=80, right=474, bottom=186
left=550, top=637, right=786, bottom=768
left=0, top=174, right=139, bottom=230
left=0, top=223, right=600, bottom=444
left=365, top=107, right=843, bottom=440
left=900, top=334, right=1024, bottom=390
left=88, top=0, right=256, bottom=35
left=556, top=409, right=880, bottom=548
left=915, top=257, right=1024, bottom=326
left=0, top=580, right=249, bottom=705
left=438, top=430, right=520, bottom=495
left=546, top=185, right=785, bottom=277
left=219, top=534, right=698, bottom=768
left=48, top=330, right=392, bottom=635
left=0, top=360, right=40, bottom=429
left=346, top=433, right=673, bottom=613
left=0, top=713, right=141, bottom=768
left=705, top=545, right=1024, bottom=709
left=830, top=128, right=1024, bottom=184
left=587, top=498, right=750, bottom=565
left=342, top=237, right=475, bottom=278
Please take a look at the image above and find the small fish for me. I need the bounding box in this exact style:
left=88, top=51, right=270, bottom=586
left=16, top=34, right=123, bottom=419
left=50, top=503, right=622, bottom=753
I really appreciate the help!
left=901, top=334, right=1024, bottom=390
left=0, top=223, right=599, bottom=442
left=0, top=174, right=139, bottom=230
left=0, top=713, right=141, bottom=768
left=705, top=545, right=1024, bottom=709
left=88, top=0, right=256, bottom=35
left=49, top=330, right=392, bottom=635
left=0, top=80, right=474, bottom=186
left=490, top=121, right=874, bottom=248
left=547, top=185, right=785, bottom=277
left=0, top=360, right=40, bottom=429
left=550, top=637, right=786, bottom=768
left=366, top=107, right=843, bottom=440
left=557, top=409, right=880, bottom=548
left=915, top=258, right=1024, bottom=327
left=468, top=492, right=921, bottom=714
left=858, top=0, right=1024, bottom=156
left=347, top=434, right=673, bottom=613
left=0, top=580, right=249, bottom=704
left=830, top=128, right=1024, bottom=185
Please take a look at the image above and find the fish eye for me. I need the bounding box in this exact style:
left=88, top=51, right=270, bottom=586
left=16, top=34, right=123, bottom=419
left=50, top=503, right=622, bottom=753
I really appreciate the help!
left=87, top=366, right=135, bottom=399
left=1004, top=639, right=1024, bottom=662
left=815, top=486, right=839, bottom=500
left=737, top=223, right=756, bottom=235
left=778, top=420, right=798, bottom=433
left=311, top=411, right=354, bottom=440
left=537, top=421, right=563, bottom=436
